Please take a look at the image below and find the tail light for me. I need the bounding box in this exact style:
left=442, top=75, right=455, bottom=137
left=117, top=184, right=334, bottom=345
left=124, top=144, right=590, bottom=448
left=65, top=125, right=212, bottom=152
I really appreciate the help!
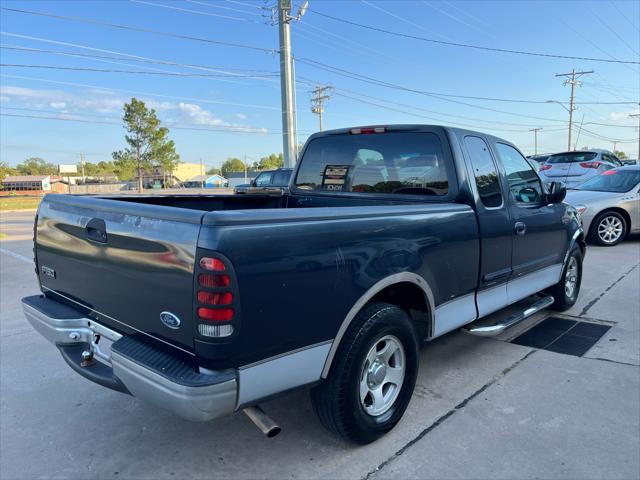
left=580, top=161, right=601, bottom=169
left=540, top=164, right=552, bottom=171
left=194, top=251, right=238, bottom=339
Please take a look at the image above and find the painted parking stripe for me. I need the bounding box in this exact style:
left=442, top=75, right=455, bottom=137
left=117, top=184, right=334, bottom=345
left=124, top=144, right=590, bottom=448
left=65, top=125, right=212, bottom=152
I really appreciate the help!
left=0, top=248, right=33, bottom=264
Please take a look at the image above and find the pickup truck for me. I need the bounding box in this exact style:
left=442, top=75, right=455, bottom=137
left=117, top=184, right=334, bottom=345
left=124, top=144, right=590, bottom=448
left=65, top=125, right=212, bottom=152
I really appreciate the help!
left=233, top=168, right=293, bottom=194
left=22, top=125, right=585, bottom=444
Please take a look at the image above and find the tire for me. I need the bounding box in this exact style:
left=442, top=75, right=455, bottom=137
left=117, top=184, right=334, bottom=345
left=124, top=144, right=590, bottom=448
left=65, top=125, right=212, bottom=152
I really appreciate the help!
left=310, top=302, right=419, bottom=444
left=548, top=245, right=583, bottom=311
left=588, top=210, right=627, bottom=246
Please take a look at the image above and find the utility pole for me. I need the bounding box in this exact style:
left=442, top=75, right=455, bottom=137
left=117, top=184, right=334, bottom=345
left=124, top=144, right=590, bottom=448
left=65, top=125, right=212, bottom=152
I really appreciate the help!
left=555, top=69, right=593, bottom=151
left=276, top=0, right=308, bottom=168
left=200, top=158, right=204, bottom=190
left=612, top=141, right=618, bottom=152
left=80, top=154, right=85, bottom=183
left=310, top=85, right=333, bottom=131
left=630, top=112, right=640, bottom=161
left=529, top=128, right=542, bottom=155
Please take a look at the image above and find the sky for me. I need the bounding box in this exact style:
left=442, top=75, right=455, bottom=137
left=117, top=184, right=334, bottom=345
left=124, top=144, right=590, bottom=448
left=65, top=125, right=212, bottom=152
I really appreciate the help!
left=1, top=0, right=639, bottom=172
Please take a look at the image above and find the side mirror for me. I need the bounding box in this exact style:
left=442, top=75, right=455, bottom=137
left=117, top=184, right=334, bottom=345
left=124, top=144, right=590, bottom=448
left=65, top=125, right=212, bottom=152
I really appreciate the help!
left=548, top=181, right=566, bottom=204
left=251, top=180, right=257, bottom=187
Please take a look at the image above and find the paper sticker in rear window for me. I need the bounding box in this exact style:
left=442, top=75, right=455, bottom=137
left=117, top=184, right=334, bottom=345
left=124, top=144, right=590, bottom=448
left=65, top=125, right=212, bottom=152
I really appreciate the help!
left=322, top=165, right=350, bottom=191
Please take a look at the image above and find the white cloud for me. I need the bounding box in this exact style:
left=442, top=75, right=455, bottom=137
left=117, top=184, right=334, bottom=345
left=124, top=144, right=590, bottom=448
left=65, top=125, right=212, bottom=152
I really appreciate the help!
left=178, top=102, right=223, bottom=126
left=0, top=85, right=269, bottom=133
left=610, top=109, right=639, bottom=122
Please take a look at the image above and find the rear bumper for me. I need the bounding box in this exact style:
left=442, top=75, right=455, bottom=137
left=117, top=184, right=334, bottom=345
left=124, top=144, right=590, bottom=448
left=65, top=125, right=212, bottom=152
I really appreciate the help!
left=22, top=295, right=238, bottom=422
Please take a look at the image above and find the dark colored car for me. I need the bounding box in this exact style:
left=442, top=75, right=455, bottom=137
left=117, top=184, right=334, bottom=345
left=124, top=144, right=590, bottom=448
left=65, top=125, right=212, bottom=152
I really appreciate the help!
left=234, top=168, right=293, bottom=194
left=22, top=125, right=584, bottom=444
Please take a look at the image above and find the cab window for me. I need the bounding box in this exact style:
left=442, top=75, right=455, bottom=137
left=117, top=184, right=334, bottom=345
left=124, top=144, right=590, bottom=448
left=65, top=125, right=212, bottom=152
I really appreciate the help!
left=464, top=136, right=502, bottom=208
left=495, top=143, right=543, bottom=204
left=254, top=172, right=273, bottom=187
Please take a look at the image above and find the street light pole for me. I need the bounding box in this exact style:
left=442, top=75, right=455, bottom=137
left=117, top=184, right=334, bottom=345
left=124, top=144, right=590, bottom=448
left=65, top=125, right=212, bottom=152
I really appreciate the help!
left=630, top=112, right=640, bottom=161
left=278, top=0, right=296, bottom=168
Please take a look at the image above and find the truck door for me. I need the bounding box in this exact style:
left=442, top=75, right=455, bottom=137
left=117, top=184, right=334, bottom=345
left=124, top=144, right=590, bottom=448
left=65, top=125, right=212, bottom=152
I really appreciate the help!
left=492, top=142, right=568, bottom=303
left=461, top=135, right=513, bottom=317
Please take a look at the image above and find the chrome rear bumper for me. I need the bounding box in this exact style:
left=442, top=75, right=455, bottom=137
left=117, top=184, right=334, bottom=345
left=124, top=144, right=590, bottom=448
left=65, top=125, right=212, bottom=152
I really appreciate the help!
left=22, top=295, right=237, bottom=422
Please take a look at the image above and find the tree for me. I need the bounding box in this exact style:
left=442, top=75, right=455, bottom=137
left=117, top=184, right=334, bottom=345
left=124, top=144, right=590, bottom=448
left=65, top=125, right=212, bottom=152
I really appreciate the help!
left=0, top=161, right=17, bottom=189
left=155, top=140, right=181, bottom=188
left=614, top=150, right=628, bottom=160
left=112, top=98, right=179, bottom=192
left=221, top=157, right=246, bottom=176
left=258, top=153, right=284, bottom=170
left=15, top=157, right=57, bottom=176
left=206, top=166, right=222, bottom=176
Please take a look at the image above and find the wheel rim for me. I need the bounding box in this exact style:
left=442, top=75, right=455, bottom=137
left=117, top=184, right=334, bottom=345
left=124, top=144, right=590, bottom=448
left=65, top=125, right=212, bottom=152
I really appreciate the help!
left=359, top=335, right=406, bottom=417
left=597, top=216, right=623, bottom=244
left=565, top=256, right=579, bottom=298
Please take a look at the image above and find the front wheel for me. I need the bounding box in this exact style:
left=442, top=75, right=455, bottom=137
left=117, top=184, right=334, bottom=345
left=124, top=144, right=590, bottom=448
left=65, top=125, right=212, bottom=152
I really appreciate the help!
left=310, top=302, right=419, bottom=444
left=548, top=245, right=583, bottom=311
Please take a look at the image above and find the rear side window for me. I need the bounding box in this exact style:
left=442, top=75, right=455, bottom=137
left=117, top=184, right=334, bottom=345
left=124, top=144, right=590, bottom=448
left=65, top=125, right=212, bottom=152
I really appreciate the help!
left=495, top=143, right=543, bottom=204
left=547, top=152, right=597, bottom=164
left=255, top=172, right=272, bottom=186
left=464, top=136, right=502, bottom=208
left=295, top=132, right=450, bottom=196
left=272, top=170, right=291, bottom=186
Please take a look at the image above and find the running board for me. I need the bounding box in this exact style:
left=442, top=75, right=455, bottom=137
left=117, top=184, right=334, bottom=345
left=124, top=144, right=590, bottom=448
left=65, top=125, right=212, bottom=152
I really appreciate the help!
left=464, top=295, right=555, bottom=337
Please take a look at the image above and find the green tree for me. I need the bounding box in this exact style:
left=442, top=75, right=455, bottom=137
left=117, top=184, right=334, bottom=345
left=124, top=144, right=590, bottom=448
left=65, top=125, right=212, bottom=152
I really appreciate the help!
left=15, top=157, right=57, bottom=176
left=614, top=150, right=628, bottom=160
left=0, top=161, right=17, bottom=189
left=112, top=98, right=179, bottom=192
left=221, top=157, right=246, bottom=176
left=258, top=153, right=284, bottom=170
left=155, top=140, right=181, bottom=187
left=206, top=166, right=222, bottom=176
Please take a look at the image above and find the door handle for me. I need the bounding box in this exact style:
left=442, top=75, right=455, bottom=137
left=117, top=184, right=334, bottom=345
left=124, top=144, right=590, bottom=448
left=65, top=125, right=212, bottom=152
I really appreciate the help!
left=514, top=221, right=527, bottom=236
left=86, top=218, right=107, bottom=243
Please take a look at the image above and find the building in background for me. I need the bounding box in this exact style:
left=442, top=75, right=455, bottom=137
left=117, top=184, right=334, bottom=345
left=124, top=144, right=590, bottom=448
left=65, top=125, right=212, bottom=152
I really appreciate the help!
left=136, top=163, right=203, bottom=188
left=183, top=174, right=228, bottom=189
left=0, top=175, right=67, bottom=195
left=225, top=171, right=257, bottom=188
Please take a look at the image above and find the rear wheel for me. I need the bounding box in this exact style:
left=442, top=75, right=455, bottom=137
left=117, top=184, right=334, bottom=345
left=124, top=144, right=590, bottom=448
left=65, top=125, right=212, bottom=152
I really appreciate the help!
left=589, top=211, right=627, bottom=246
left=310, top=302, right=419, bottom=444
left=548, top=245, right=583, bottom=311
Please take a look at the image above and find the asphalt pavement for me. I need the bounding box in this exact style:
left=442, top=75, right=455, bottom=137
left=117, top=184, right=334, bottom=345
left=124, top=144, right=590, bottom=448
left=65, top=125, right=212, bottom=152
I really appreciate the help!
left=1, top=210, right=638, bottom=480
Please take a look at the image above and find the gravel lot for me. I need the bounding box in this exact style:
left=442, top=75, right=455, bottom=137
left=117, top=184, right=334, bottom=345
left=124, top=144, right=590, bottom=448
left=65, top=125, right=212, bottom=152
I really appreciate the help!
left=1, top=210, right=638, bottom=480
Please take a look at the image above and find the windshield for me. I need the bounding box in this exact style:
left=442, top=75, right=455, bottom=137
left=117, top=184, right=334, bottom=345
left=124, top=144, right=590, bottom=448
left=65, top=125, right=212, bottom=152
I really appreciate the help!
left=578, top=169, right=640, bottom=192
left=295, top=131, right=451, bottom=196
left=547, top=152, right=597, bottom=164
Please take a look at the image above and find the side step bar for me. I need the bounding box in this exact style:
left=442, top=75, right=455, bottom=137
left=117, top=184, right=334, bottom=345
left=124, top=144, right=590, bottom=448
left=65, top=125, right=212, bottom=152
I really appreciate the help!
left=464, top=295, right=554, bottom=337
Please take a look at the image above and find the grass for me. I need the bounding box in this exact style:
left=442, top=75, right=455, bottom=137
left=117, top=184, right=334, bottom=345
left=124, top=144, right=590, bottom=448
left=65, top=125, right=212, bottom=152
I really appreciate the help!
left=0, top=196, right=42, bottom=211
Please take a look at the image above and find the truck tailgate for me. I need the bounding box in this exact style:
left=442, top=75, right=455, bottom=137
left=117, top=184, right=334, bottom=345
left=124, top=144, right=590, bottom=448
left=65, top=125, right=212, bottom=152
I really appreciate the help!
left=35, top=195, right=203, bottom=353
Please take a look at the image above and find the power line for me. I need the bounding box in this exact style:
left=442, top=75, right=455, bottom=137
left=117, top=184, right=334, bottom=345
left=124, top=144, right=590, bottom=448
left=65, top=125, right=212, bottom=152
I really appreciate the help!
left=0, top=112, right=298, bottom=135
left=555, top=69, right=594, bottom=150
left=1, top=7, right=276, bottom=54
left=130, top=0, right=260, bottom=22
left=0, top=63, right=280, bottom=78
left=308, top=8, right=640, bottom=65
left=0, top=45, right=277, bottom=75
left=1, top=73, right=281, bottom=111
left=297, top=57, right=637, bottom=106
left=186, top=0, right=263, bottom=16
left=610, top=0, right=640, bottom=34
left=1, top=106, right=316, bottom=134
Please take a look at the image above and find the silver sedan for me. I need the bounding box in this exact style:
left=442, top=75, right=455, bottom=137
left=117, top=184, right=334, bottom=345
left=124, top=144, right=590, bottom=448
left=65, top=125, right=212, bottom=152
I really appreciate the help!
left=564, top=166, right=640, bottom=246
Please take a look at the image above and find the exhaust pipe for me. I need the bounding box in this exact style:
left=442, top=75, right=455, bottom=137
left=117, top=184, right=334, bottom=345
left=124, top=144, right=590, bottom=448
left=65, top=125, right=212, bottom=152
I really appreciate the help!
left=243, top=406, right=281, bottom=438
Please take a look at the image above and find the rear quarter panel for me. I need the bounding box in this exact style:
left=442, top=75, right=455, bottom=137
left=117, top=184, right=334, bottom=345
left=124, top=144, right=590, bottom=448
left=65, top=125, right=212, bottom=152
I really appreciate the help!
left=198, top=204, right=479, bottom=367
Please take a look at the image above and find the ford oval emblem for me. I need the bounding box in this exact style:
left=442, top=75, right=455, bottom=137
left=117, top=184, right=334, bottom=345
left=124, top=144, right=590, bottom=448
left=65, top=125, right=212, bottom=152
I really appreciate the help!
left=160, top=311, right=181, bottom=329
